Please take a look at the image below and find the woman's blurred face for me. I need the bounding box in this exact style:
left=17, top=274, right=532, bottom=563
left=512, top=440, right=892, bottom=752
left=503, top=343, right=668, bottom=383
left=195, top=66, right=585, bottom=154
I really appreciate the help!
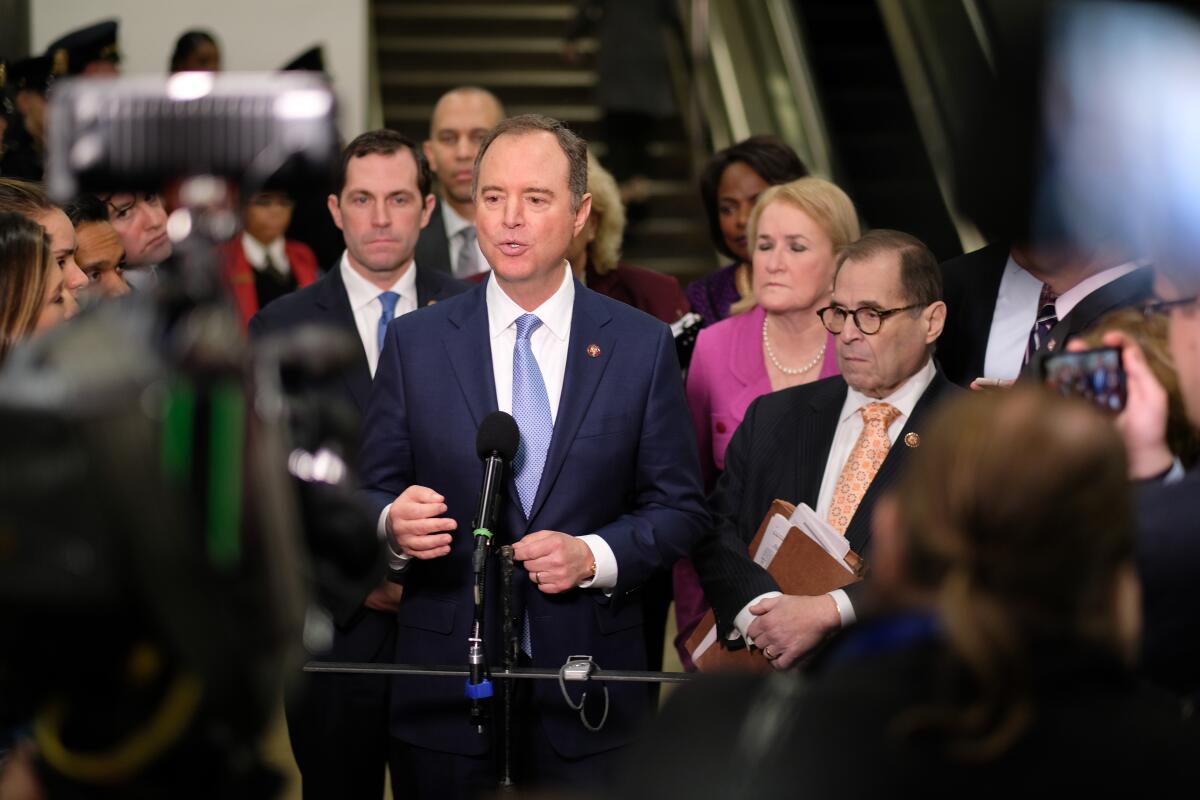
left=752, top=201, right=836, bottom=314
left=716, top=161, right=769, bottom=264
left=35, top=208, right=87, bottom=298
left=34, top=260, right=79, bottom=334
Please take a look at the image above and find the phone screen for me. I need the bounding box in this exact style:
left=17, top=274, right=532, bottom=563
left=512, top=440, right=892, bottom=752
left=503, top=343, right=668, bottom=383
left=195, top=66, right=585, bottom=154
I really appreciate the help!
left=1042, top=346, right=1127, bottom=412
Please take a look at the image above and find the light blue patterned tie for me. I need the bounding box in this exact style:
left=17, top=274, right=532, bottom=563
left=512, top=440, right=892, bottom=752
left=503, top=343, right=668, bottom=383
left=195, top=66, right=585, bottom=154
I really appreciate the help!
left=512, top=314, right=553, bottom=517
left=376, top=291, right=400, bottom=357
left=512, top=313, right=553, bottom=656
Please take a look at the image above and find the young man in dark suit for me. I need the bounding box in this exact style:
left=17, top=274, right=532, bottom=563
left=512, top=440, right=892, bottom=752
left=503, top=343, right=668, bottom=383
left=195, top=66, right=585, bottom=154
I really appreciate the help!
left=693, top=229, right=959, bottom=669
left=358, top=114, right=707, bottom=798
left=414, top=87, right=506, bottom=279
left=249, top=130, right=464, bottom=800
left=938, top=241, right=1152, bottom=386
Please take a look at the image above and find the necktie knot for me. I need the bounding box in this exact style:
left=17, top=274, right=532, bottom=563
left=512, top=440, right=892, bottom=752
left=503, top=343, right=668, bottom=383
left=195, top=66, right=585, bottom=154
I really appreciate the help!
left=378, top=291, right=400, bottom=317
left=860, top=402, right=900, bottom=429
left=515, top=313, right=543, bottom=341
left=1036, top=283, right=1059, bottom=324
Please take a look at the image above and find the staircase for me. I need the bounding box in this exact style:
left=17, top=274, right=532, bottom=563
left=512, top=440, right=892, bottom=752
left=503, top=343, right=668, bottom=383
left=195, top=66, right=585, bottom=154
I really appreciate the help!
left=373, top=0, right=716, bottom=283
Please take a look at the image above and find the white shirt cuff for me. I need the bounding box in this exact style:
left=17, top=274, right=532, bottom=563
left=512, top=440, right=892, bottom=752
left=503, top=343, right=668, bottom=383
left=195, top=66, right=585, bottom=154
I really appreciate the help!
left=377, top=503, right=413, bottom=572
left=829, top=588, right=856, bottom=627
left=732, top=591, right=782, bottom=645
left=576, top=534, right=617, bottom=590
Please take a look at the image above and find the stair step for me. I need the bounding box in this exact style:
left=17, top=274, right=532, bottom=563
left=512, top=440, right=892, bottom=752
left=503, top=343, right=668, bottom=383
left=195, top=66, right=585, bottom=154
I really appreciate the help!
left=375, top=3, right=575, bottom=37
left=378, top=35, right=596, bottom=71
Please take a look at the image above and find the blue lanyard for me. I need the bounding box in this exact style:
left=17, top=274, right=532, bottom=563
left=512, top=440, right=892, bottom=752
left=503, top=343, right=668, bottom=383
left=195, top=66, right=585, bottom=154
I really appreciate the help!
left=827, top=611, right=942, bottom=666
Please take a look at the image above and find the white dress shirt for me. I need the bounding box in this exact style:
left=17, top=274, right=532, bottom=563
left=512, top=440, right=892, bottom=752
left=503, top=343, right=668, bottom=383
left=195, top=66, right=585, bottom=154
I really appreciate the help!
left=1054, top=261, right=1141, bottom=319
left=388, top=262, right=616, bottom=588
left=241, top=232, right=291, bottom=277
left=982, top=258, right=1142, bottom=380
left=339, top=252, right=418, bottom=378
left=441, top=200, right=488, bottom=279
left=983, top=256, right=1043, bottom=380
left=733, top=358, right=938, bottom=642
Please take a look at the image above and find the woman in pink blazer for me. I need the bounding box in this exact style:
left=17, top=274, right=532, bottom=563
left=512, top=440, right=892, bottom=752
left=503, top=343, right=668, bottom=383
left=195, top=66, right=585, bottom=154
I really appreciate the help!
left=675, top=177, right=862, bottom=665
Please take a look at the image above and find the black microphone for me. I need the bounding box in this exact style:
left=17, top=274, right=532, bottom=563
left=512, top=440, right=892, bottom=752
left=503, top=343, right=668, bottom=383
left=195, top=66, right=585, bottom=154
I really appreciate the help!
left=471, top=411, right=520, bottom=572
left=466, top=412, right=520, bottom=732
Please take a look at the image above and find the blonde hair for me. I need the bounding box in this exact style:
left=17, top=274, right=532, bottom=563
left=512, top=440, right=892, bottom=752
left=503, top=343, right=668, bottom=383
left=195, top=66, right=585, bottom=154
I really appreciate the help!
left=0, top=212, right=54, bottom=364
left=583, top=152, right=626, bottom=275
left=1083, top=308, right=1200, bottom=468
left=729, top=177, right=861, bottom=314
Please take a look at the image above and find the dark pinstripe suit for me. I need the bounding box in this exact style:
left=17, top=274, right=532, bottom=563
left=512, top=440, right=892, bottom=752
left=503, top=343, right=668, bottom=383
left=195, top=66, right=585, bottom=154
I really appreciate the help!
left=691, top=371, right=958, bottom=638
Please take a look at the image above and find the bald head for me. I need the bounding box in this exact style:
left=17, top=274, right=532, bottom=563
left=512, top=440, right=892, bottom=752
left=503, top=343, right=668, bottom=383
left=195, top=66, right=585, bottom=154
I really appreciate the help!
left=424, top=87, right=506, bottom=217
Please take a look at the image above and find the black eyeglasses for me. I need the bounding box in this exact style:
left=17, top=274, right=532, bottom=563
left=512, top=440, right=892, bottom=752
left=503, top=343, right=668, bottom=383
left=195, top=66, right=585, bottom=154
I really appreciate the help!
left=1141, top=296, right=1199, bottom=317
left=816, top=304, right=923, bottom=335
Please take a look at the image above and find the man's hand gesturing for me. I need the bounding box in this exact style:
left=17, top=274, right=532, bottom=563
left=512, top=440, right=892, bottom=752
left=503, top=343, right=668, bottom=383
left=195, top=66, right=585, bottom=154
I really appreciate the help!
left=387, top=485, right=457, bottom=559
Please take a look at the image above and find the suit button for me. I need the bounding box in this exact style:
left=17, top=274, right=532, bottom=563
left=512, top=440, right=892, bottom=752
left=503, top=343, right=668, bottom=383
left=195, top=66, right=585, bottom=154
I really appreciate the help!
left=715, top=422, right=727, bottom=434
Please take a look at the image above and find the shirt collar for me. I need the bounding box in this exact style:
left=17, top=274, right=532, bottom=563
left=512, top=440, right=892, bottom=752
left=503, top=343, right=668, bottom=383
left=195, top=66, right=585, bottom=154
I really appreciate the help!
left=339, top=250, right=418, bottom=312
left=840, top=357, right=937, bottom=424
left=1055, top=261, right=1142, bottom=319
left=486, top=262, right=575, bottom=341
left=440, top=198, right=472, bottom=239
left=241, top=232, right=287, bottom=271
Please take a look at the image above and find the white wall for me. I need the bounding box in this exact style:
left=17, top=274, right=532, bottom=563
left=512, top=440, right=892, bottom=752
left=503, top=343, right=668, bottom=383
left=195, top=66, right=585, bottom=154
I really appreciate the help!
left=31, top=0, right=371, bottom=138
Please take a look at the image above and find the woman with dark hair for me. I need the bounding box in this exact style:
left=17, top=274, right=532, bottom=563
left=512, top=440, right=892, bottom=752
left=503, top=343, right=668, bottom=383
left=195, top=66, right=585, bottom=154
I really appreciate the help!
left=0, top=211, right=78, bottom=364
left=686, top=135, right=808, bottom=326
left=169, top=30, right=221, bottom=73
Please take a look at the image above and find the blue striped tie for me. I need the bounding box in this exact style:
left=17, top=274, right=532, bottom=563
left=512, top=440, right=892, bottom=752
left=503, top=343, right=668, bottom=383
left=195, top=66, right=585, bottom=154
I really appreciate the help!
left=512, top=314, right=553, bottom=517
left=512, top=313, right=553, bottom=656
left=377, top=291, right=400, bottom=357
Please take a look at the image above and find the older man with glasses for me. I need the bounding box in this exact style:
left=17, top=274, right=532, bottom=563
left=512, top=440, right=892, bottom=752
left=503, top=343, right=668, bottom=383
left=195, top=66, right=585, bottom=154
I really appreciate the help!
left=691, top=229, right=961, bottom=669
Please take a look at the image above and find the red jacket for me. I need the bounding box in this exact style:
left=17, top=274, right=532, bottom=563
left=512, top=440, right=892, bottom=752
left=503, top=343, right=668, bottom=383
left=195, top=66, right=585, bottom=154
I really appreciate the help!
left=221, top=238, right=320, bottom=330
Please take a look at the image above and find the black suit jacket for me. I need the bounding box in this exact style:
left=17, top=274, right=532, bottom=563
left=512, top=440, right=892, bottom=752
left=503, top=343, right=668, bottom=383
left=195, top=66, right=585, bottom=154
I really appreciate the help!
left=1137, top=469, right=1200, bottom=696
left=1022, top=266, right=1155, bottom=378
left=692, top=370, right=959, bottom=636
left=412, top=198, right=453, bottom=276
left=249, top=260, right=467, bottom=414
left=937, top=242, right=1010, bottom=386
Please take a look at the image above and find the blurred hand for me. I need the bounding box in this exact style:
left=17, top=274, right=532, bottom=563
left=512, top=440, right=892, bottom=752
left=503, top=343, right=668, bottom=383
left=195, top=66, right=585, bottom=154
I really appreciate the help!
left=512, top=530, right=594, bottom=594
left=387, top=485, right=457, bottom=560
left=747, top=594, right=840, bottom=670
left=969, top=377, right=1014, bottom=391
left=1069, top=332, right=1173, bottom=478
left=363, top=581, right=404, bottom=613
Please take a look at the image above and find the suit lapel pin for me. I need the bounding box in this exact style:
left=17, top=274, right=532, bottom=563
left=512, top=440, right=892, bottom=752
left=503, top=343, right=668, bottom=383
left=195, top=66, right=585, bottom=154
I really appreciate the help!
left=1047, top=339, right=1057, bottom=352
left=904, top=432, right=920, bottom=448
left=586, top=343, right=601, bottom=358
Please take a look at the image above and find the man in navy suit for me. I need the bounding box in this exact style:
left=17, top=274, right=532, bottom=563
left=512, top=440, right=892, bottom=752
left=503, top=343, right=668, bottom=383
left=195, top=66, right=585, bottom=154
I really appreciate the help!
left=249, top=129, right=464, bottom=800
left=358, top=114, right=707, bottom=798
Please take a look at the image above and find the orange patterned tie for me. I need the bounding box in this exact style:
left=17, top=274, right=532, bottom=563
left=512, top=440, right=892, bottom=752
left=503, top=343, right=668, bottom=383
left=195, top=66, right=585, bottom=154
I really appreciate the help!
left=827, top=402, right=902, bottom=535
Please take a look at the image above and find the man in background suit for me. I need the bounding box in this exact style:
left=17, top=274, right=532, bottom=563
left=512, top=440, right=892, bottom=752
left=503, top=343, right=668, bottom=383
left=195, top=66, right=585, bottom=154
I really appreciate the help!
left=249, top=129, right=464, bottom=800
left=693, top=230, right=958, bottom=669
left=1093, top=262, right=1200, bottom=698
left=938, top=241, right=1152, bottom=386
left=415, top=87, right=506, bottom=279
left=359, top=114, right=707, bottom=798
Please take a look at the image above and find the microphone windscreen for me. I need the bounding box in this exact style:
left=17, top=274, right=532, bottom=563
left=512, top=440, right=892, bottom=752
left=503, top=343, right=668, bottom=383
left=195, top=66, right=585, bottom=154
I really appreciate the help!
left=476, top=411, right=520, bottom=462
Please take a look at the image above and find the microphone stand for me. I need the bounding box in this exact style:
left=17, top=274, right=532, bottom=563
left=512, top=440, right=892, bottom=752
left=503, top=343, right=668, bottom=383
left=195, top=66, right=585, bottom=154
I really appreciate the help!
left=498, top=545, right=517, bottom=789
left=466, top=451, right=506, bottom=733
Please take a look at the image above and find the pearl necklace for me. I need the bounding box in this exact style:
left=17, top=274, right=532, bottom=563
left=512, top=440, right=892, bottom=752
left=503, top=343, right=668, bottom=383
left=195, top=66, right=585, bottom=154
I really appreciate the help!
left=762, top=316, right=826, bottom=376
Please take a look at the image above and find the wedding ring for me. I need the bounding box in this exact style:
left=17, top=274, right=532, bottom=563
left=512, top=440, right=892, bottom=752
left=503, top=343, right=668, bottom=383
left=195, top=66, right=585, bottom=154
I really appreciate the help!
left=533, top=571, right=541, bottom=585
left=764, top=647, right=777, bottom=660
